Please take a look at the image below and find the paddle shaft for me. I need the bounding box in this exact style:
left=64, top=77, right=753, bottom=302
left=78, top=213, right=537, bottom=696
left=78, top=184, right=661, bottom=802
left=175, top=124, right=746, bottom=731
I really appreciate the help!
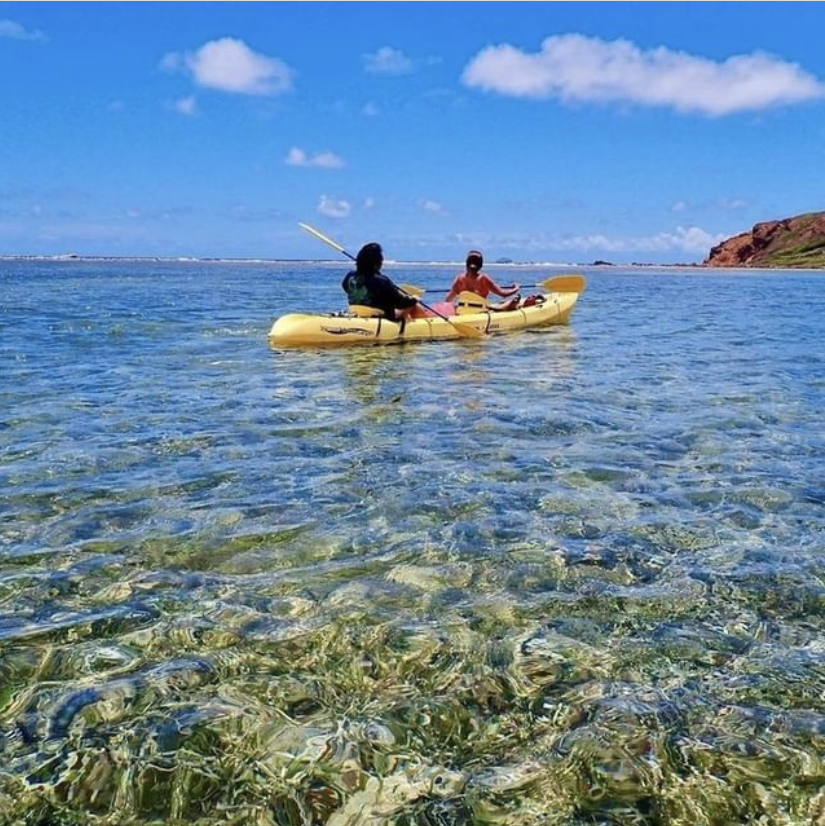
left=405, top=275, right=586, bottom=296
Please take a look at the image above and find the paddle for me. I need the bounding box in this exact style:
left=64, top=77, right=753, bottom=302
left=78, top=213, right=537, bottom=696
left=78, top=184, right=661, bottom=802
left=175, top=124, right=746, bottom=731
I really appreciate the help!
left=299, top=223, right=485, bottom=339
left=402, top=274, right=587, bottom=298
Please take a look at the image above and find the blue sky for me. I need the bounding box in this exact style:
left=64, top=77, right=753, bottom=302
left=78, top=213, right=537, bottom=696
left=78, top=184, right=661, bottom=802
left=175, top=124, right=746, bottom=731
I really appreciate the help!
left=1, top=2, right=824, bottom=264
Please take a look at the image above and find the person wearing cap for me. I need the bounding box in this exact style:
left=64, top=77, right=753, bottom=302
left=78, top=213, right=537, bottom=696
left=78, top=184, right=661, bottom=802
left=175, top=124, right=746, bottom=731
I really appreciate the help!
left=342, top=242, right=419, bottom=320
left=444, top=250, right=521, bottom=311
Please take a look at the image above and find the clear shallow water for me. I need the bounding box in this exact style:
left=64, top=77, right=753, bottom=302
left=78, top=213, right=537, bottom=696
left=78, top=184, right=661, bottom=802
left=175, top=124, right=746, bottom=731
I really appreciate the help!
left=1, top=259, right=824, bottom=825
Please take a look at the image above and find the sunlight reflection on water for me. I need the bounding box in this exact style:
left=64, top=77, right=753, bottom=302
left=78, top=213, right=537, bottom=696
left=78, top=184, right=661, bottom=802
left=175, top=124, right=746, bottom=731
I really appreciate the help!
left=1, top=261, right=824, bottom=823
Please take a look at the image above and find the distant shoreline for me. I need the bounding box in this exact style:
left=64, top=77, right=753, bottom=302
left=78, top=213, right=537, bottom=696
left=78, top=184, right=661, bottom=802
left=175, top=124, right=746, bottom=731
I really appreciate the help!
left=1, top=254, right=822, bottom=272
left=0, top=253, right=669, bottom=267
left=0, top=253, right=699, bottom=267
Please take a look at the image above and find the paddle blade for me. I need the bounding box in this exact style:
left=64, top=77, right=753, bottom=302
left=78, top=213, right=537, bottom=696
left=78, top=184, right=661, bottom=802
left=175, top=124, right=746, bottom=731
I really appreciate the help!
left=299, top=222, right=354, bottom=259
left=539, top=274, right=587, bottom=293
left=400, top=283, right=425, bottom=298
left=451, top=321, right=485, bottom=339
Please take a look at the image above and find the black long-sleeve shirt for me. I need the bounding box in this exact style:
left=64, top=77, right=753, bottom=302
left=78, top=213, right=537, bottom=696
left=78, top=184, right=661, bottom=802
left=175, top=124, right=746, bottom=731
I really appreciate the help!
left=342, top=270, right=417, bottom=319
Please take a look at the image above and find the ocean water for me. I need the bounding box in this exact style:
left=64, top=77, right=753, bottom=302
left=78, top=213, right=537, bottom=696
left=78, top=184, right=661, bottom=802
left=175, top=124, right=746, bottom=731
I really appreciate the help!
left=1, top=259, right=824, bottom=825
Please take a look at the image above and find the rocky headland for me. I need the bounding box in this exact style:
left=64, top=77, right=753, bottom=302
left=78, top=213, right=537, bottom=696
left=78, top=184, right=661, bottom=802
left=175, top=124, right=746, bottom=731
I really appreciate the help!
left=704, top=211, right=825, bottom=268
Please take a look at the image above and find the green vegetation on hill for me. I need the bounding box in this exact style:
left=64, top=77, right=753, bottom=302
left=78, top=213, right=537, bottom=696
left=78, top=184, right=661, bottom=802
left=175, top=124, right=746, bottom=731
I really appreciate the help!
left=761, top=213, right=825, bottom=267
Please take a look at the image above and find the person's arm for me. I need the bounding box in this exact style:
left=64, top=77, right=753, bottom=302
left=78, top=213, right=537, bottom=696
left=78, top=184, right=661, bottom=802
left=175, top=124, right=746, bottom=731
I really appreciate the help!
left=484, top=275, right=520, bottom=298
left=393, top=284, right=418, bottom=310
left=444, top=276, right=462, bottom=303
left=379, top=275, right=418, bottom=312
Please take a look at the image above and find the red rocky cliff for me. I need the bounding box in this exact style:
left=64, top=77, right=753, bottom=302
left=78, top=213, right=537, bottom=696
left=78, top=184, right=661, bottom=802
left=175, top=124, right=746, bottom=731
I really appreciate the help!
left=703, top=212, right=825, bottom=268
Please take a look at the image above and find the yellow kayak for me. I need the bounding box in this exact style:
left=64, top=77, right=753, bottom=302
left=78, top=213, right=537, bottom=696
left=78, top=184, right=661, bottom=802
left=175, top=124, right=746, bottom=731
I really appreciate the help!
left=268, top=286, right=582, bottom=348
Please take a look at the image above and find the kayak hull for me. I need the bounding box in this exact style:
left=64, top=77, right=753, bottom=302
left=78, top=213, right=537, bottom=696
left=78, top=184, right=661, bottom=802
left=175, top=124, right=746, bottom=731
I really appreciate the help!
left=268, top=290, right=580, bottom=348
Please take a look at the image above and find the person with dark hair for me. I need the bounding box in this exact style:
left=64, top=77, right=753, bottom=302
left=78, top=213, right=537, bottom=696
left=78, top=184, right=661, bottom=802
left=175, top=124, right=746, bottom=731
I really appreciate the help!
left=444, top=250, right=521, bottom=311
left=341, top=242, right=419, bottom=320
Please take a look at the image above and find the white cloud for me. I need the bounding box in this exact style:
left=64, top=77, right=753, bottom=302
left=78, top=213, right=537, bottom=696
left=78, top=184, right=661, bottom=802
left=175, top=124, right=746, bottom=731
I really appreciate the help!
left=227, top=204, right=281, bottom=223
left=672, top=197, right=749, bottom=214
left=718, top=197, right=748, bottom=210
left=0, top=19, right=47, bottom=42
left=161, top=38, right=293, bottom=96
left=642, top=226, right=726, bottom=253
left=173, top=96, right=197, bottom=116
left=364, top=46, right=413, bottom=75
left=421, top=199, right=448, bottom=215
left=318, top=195, right=351, bottom=219
left=496, top=225, right=723, bottom=256
left=553, top=225, right=724, bottom=254
left=462, top=34, right=825, bottom=116
left=285, top=147, right=345, bottom=169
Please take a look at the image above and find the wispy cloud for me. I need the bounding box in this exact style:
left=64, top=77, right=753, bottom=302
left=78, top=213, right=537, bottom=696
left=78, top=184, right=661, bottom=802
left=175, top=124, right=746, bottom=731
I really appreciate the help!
left=318, top=195, right=351, bottom=219
left=547, top=225, right=725, bottom=254
left=637, top=226, right=727, bottom=254
left=462, top=34, right=825, bottom=116
left=0, top=19, right=47, bottom=42
left=285, top=147, right=345, bottom=169
left=672, top=197, right=749, bottom=214
left=476, top=225, right=723, bottom=257
left=421, top=199, right=448, bottom=215
left=122, top=206, right=193, bottom=223
left=226, top=204, right=282, bottom=223
left=173, top=96, right=197, bottom=116
left=161, top=38, right=293, bottom=96
left=718, top=197, right=748, bottom=211
left=363, top=46, right=413, bottom=75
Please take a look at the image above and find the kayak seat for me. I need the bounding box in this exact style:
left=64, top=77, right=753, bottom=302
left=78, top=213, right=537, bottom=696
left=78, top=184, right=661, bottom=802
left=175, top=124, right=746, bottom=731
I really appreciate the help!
left=456, top=291, right=488, bottom=315
left=349, top=305, right=385, bottom=318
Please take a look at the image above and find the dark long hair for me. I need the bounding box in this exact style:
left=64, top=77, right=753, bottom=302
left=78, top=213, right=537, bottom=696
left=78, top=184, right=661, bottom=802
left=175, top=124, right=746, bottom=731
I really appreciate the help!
left=356, top=242, right=383, bottom=274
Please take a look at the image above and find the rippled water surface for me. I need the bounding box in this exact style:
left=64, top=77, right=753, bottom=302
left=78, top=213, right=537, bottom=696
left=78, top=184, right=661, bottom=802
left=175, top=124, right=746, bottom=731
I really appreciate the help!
left=1, top=259, right=824, bottom=825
